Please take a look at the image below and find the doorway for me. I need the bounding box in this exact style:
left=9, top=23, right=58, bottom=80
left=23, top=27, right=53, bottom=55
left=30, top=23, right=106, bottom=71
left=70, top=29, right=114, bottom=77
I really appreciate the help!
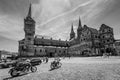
left=49, top=52, right=55, bottom=57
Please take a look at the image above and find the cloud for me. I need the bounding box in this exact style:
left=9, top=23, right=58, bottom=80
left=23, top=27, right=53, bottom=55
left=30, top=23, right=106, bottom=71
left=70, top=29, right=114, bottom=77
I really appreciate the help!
left=35, top=0, right=120, bottom=40
left=0, top=35, right=17, bottom=52
left=0, top=0, right=120, bottom=51
left=35, top=0, right=112, bottom=39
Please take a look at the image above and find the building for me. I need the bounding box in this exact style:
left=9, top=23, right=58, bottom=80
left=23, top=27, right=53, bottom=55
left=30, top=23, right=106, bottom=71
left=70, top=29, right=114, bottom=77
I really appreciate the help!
left=19, top=4, right=69, bottom=57
left=114, top=40, right=120, bottom=56
left=69, top=24, right=100, bottom=56
left=0, top=50, right=14, bottom=60
left=19, top=4, right=116, bottom=57
left=99, top=24, right=115, bottom=55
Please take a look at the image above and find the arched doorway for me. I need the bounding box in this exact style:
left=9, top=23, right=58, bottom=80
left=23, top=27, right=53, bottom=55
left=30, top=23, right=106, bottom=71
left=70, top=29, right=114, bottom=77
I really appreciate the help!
left=49, top=52, right=55, bottom=57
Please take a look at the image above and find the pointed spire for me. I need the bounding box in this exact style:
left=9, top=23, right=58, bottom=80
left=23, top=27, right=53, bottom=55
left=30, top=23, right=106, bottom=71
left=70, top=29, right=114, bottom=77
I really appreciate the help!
left=27, top=3, right=32, bottom=17
left=71, top=23, right=74, bottom=33
left=78, top=16, right=82, bottom=29
left=79, top=17, right=81, bottom=26
left=70, top=23, right=75, bottom=40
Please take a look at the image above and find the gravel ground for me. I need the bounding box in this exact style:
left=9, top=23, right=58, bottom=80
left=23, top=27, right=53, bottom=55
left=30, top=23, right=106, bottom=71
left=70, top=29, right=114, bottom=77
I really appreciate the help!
left=1, top=56, right=120, bottom=80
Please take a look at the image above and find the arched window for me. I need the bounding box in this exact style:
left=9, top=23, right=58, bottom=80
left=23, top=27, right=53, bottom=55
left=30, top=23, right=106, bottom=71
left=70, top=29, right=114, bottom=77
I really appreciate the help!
left=59, top=50, right=61, bottom=53
left=45, top=50, right=47, bottom=53
left=40, top=49, right=42, bottom=52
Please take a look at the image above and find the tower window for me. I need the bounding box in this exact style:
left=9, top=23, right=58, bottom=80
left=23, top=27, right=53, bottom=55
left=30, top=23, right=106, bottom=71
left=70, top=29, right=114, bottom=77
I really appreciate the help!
left=103, top=41, right=105, bottom=43
left=95, top=35, right=97, bottom=38
left=45, top=50, right=47, bottom=53
left=59, top=50, right=61, bottom=53
left=28, top=38, right=31, bottom=40
left=102, top=36, right=105, bottom=38
left=107, top=40, right=110, bottom=42
left=40, top=49, right=42, bottom=52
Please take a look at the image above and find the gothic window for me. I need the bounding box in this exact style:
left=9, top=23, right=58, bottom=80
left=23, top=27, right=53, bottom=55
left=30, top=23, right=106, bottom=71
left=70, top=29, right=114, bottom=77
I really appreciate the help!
left=102, top=35, right=105, bottom=39
left=45, top=50, right=47, bottom=53
left=27, top=38, right=31, bottom=40
left=103, top=41, right=106, bottom=43
left=102, top=30, right=105, bottom=33
left=110, top=34, right=113, bottom=38
left=40, top=49, right=42, bottom=52
left=98, top=36, right=100, bottom=38
left=108, top=29, right=111, bottom=32
left=80, top=39, right=82, bottom=42
left=35, top=49, right=37, bottom=53
left=99, top=43, right=101, bottom=46
left=59, top=50, right=61, bottom=53
left=95, top=35, right=98, bottom=38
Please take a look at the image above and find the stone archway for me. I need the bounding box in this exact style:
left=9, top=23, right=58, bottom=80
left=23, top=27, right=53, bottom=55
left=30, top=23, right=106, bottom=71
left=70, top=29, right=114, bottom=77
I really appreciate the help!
left=49, top=52, right=55, bottom=57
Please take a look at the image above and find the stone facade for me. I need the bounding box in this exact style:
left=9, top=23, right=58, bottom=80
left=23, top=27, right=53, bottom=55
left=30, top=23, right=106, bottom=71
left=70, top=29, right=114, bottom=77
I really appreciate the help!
left=99, top=24, right=115, bottom=55
left=19, top=4, right=116, bottom=57
left=114, top=40, right=120, bottom=56
left=69, top=22, right=115, bottom=56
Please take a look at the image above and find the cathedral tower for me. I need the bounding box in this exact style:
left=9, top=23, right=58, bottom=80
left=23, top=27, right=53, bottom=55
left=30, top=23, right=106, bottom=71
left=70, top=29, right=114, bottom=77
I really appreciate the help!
left=24, top=3, right=35, bottom=56
left=70, top=23, right=75, bottom=40
left=77, top=17, right=82, bottom=39
left=24, top=3, right=35, bottom=44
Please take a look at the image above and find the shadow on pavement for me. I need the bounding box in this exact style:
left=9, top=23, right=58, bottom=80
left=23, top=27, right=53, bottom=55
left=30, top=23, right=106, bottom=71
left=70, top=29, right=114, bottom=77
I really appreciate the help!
left=49, top=67, right=61, bottom=71
left=3, top=73, right=29, bottom=80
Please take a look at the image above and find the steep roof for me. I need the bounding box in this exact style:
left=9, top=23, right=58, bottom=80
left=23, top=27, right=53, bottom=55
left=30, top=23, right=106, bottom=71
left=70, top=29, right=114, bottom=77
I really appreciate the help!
left=88, top=27, right=98, bottom=34
left=100, top=24, right=113, bottom=30
left=83, top=25, right=98, bottom=34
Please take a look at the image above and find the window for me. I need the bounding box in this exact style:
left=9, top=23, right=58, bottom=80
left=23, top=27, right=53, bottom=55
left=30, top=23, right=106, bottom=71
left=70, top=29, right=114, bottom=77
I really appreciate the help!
left=40, top=49, right=42, bottom=52
left=81, top=39, right=82, bottom=42
left=103, top=41, right=105, bottom=43
left=102, top=30, right=105, bottom=33
left=28, top=38, right=31, bottom=40
left=99, top=43, right=101, bottom=46
left=109, top=29, right=111, bottom=32
left=95, top=35, right=97, bottom=38
left=59, top=50, right=61, bottom=53
left=45, top=50, right=47, bottom=53
left=102, top=36, right=105, bottom=38
left=107, top=40, right=109, bottom=42
left=110, top=35, right=113, bottom=38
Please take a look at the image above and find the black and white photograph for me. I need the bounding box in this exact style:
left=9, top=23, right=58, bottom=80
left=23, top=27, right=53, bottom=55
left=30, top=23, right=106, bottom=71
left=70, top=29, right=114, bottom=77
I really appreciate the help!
left=0, top=0, right=120, bottom=80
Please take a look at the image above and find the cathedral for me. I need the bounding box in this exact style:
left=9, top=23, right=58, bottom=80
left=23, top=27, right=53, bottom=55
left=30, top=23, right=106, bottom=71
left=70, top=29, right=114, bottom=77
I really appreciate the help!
left=18, top=4, right=116, bottom=57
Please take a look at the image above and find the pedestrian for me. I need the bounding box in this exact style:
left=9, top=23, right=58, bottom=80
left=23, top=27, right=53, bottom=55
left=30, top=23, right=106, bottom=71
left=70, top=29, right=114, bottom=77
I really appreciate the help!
left=42, top=57, right=45, bottom=62
left=45, top=57, right=48, bottom=63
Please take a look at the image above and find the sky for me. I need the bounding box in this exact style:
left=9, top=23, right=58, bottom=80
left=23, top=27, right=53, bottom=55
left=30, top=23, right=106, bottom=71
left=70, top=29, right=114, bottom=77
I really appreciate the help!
left=0, top=0, right=120, bottom=52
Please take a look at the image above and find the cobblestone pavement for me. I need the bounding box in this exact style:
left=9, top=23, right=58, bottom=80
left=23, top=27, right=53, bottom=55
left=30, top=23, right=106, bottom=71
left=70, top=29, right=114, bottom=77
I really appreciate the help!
left=1, top=57, right=120, bottom=80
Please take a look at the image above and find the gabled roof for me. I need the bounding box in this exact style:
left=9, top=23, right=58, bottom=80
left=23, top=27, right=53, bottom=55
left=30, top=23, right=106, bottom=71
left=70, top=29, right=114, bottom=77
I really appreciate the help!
left=82, top=25, right=98, bottom=34
left=100, top=24, right=113, bottom=30
left=88, top=27, right=98, bottom=34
